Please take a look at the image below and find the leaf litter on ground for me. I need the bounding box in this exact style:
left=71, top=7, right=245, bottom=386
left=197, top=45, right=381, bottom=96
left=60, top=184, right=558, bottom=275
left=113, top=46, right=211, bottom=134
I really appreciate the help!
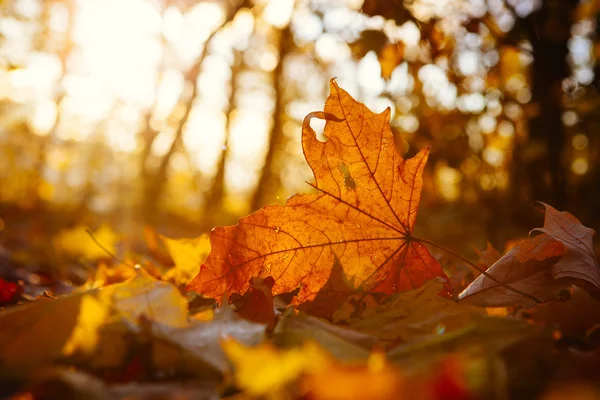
left=1, top=81, right=600, bottom=399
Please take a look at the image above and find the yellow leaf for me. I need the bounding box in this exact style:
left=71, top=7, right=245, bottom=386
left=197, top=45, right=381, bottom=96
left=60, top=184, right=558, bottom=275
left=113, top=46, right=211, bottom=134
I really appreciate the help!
left=192, top=308, right=215, bottom=322
left=84, top=262, right=136, bottom=288
left=54, top=224, right=118, bottom=260
left=99, top=270, right=190, bottom=329
left=62, top=295, right=109, bottom=356
left=222, top=339, right=331, bottom=397
left=0, top=271, right=192, bottom=378
left=161, top=234, right=210, bottom=286
left=303, top=351, right=404, bottom=400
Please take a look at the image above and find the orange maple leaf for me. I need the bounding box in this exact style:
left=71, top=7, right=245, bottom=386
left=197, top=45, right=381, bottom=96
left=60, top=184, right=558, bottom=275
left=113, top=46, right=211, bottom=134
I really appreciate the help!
left=187, top=80, right=448, bottom=304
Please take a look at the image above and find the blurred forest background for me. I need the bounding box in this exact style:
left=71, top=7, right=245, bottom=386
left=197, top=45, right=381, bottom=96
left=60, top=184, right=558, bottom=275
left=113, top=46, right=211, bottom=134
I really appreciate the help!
left=0, top=0, right=599, bottom=255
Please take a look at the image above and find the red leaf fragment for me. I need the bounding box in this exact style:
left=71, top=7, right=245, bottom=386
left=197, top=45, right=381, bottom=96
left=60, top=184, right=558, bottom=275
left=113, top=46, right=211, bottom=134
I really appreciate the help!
left=0, top=277, right=21, bottom=304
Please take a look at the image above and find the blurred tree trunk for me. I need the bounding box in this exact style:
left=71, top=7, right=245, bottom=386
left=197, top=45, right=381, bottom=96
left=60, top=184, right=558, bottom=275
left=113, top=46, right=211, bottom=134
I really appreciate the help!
left=202, top=52, right=240, bottom=228
left=251, top=26, right=291, bottom=211
left=31, top=0, right=75, bottom=207
left=141, top=59, right=202, bottom=224
left=140, top=1, right=245, bottom=224
left=512, top=0, right=577, bottom=214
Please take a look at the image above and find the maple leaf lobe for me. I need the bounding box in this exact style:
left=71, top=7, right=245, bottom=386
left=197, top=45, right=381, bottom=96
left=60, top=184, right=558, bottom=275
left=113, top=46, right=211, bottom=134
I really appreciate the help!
left=187, top=79, right=447, bottom=304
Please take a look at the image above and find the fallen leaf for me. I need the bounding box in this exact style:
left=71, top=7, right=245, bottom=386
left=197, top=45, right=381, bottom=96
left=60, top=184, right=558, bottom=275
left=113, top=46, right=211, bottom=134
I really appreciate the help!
left=540, top=383, right=600, bottom=400
left=0, top=276, right=21, bottom=304
left=188, top=79, right=448, bottom=307
left=84, top=262, right=136, bottom=288
left=273, top=311, right=374, bottom=360
left=62, top=295, right=109, bottom=357
left=387, top=317, right=539, bottom=370
left=533, top=203, right=600, bottom=291
left=302, top=352, right=405, bottom=400
left=0, top=271, right=196, bottom=377
left=521, top=287, right=600, bottom=338
left=26, top=368, right=221, bottom=400
left=224, top=338, right=406, bottom=400
left=298, top=257, right=363, bottom=320
left=341, top=281, right=484, bottom=346
left=0, top=290, right=109, bottom=377
left=155, top=303, right=267, bottom=375
left=230, top=276, right=276, bottom=327
left=99, top=270, right=190, bottom=330
left=476, top=242, right=501, bottom=270
left=459, top=204, right=600, bottom=307
left=54, top=224, right=118, bottom=261
left=161, top=234, right=210, bottom=287
left=222, top=338, right=331, bottom=398
left=458, top=233, right=566, bottom=306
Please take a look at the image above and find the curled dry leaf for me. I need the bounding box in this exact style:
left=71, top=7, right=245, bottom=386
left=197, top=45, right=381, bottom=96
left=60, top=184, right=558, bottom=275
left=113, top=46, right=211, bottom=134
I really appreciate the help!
left=533, top=203, right=600, bottom=290
left=458, top=234, right=566, bottom=306
left=187, top=79, right=448, bottom=305
left=459, top=204, right=600, bottom=307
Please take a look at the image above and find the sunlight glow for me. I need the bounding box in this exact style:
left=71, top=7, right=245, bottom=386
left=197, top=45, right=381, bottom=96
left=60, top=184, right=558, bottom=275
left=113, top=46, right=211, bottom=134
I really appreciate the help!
left=436, top=165, right=461, bottom=201
left=263, top=0, right=295, bottom=29
left=572, top=134, right=589, bottom=150
left=357, top=52, right=385, bottom=95
left=315, top=34, right=351, bottom=62
left=184, top=109, right=227, bottom=175
left=29, top=100, right=57, bottom=136
left=571, top=157, right=589, bottom=175
left=483, top=147, right=504, bottom=167
left=457, top=51, right=479, bottom=76
left=73, top=0, right=161, bottom=107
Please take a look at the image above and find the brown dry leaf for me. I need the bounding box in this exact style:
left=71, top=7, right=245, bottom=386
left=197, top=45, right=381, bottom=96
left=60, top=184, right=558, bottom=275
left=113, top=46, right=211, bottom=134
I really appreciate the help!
left=341, top=281, right=484, bottom=346
left=533, top=203, right=600, bottom=291
left=459, top=205, right=600, bottom=307
left=476, top=242, right=501, bottom=270
left=157, top=304, right=267, bottom=375
left=521, top=287, right=600, bottom=337
left=387, top=317, right=538, bottom=369
left=273, top=311, right=374, bottom=361
left=458, top=233, right=566, bottom=306
left=187, top=79, right=448, bottom=307
left=230, top=276, right=276, bottom=327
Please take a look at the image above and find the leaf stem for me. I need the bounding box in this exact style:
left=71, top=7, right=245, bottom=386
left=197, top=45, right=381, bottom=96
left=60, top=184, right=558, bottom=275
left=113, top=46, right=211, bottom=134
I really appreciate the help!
left=412, top=236, right=542, bottom=304
left=85, top=229, right=137, bottom=270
